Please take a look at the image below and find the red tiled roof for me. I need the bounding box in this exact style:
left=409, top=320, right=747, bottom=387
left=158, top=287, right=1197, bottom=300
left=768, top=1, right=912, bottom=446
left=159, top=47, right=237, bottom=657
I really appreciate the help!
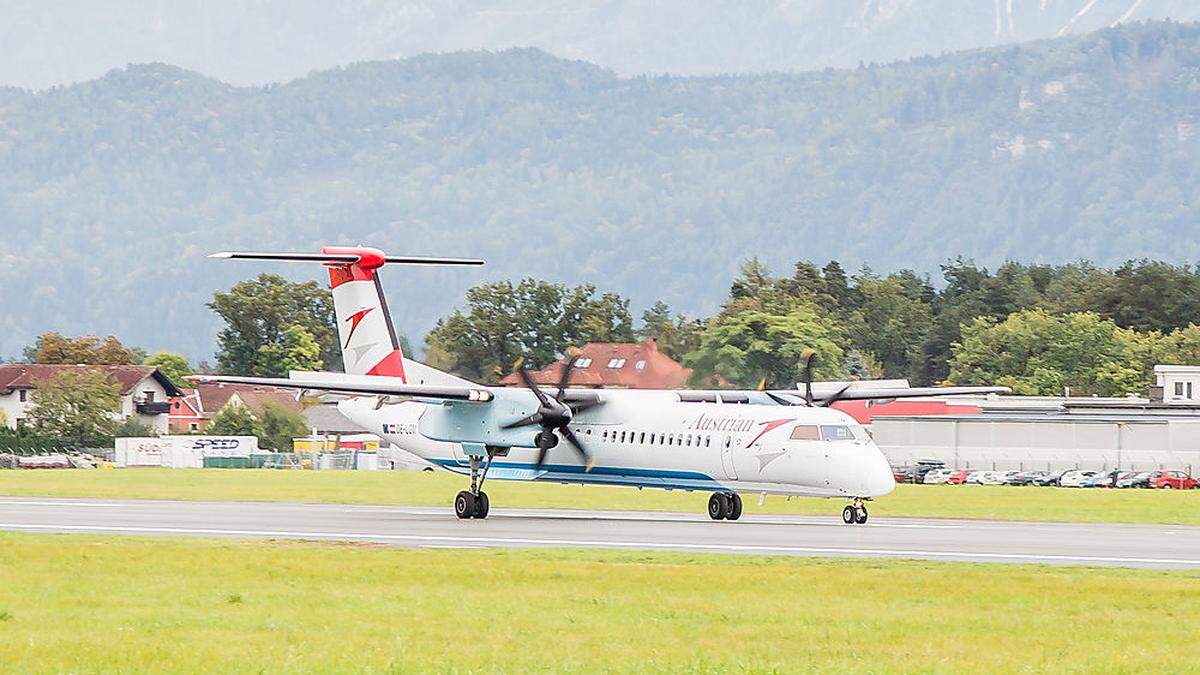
left=189, top=382, right=301, bottom=417
left=0, top=364, right=179, bottom=396
left=499, top=340, right=691, bottom=389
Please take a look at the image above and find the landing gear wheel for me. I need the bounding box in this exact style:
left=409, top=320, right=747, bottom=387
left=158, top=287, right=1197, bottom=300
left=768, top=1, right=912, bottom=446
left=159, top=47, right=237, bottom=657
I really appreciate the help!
left=842, top=505, right=856, bottom=524
left=727, top=493, right=743, bottom=521
left=454, top=491, right=476, bottom=519
left=708, top=493, right=729, bottom=520
left=472, top=491, right=490, bottom=519
left=855, top=506, right=868, bottom=524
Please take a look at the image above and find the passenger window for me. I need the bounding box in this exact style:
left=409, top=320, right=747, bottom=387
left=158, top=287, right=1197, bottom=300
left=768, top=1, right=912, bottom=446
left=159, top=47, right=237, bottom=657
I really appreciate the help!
left=820, top=425, right=855, bottom=442
left=602, top=430, right=608, bottom=441
left=639, top=432, right=645, bottom=444
left=668, top=434, right=675, bottom=446
left=790, top=425, right=820, bottom=441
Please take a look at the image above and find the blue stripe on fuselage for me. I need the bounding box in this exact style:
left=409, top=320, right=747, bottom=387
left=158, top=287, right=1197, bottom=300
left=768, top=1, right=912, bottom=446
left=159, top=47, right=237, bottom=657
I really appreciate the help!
left=427, top=458, right=721, bottom=489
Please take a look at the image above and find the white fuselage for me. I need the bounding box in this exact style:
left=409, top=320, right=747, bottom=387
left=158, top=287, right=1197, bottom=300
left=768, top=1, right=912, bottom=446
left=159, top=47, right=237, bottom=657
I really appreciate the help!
left=339, top=390, right=896, bottom=499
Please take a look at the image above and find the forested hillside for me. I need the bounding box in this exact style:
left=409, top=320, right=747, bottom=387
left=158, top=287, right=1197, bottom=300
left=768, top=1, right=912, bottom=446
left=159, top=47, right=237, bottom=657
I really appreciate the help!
left=6, top=0, right=1200, bottom=88
left=1, top=21, right=1199, bottom=361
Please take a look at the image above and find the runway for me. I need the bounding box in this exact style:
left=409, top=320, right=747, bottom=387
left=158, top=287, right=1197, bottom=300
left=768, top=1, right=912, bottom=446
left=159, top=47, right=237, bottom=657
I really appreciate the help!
left=2, top=496, right=1199, bottom=569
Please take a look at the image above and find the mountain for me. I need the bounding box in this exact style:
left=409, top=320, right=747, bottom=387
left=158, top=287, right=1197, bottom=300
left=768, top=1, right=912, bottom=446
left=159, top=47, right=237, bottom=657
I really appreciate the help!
left=1, top=20, right=1198, bottom=361
left=5, top=1, right=1200, bottom=89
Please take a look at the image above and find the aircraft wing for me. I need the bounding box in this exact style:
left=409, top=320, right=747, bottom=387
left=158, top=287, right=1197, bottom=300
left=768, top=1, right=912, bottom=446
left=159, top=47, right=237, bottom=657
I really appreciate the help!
left=187, top=374, right=498, bottom=402
left=808, top=385, right=1010, bottom=403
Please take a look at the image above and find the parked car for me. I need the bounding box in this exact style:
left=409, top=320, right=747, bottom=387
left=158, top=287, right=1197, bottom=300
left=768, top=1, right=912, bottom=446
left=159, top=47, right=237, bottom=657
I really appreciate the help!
left=1059, top=470, right=1099, bottom=488
left=965, top=471, right=989, bottom=485
left=1082, top=471, right=1122, bottom=488
left=946, top=469, right=969, bottom=485
left=998, top=470, right=1023, bottom=485
left=912, top=460, right=946, bottom=484
left=923, top=468, right=957, bottom=485
left=891, top=465, right=910, bottom=483
left=1005, top=470, right=1049, bottom=486
left=1148, top=471, right=1199, bottom=490
left=1031, top=470, right=1067, bottom=487
left=1116, top=472, right=1152, bottom=489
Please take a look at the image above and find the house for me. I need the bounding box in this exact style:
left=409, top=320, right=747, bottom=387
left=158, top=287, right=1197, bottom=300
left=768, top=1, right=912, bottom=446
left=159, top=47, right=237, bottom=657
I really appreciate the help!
left=0, top=364, right=181, bottom=433
left=499, top=339, right=691, bottom=389
left=169, top=382, right=302, bottom=433
left=1152, top=365, right=1200, bottom=403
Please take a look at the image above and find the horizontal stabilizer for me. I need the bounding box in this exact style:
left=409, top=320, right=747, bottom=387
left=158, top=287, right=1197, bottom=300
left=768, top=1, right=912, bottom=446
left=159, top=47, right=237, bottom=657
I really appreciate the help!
left=209, top=251, right=484, bottom=266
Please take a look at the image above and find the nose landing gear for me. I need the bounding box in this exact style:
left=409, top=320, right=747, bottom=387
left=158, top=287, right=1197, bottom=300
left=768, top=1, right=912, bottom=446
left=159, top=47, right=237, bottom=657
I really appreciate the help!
left=708, top=492, right=743, bottom=520
left=842, top=498, right=868, bottom=525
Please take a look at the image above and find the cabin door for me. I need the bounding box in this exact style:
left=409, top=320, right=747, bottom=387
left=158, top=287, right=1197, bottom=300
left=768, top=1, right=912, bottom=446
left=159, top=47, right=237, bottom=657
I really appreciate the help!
left=720, top=437, right=738, bottom=480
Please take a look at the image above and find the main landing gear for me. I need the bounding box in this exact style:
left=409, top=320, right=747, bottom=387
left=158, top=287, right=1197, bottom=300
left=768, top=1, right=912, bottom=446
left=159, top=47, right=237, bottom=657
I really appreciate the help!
left=842, top=498, right=868, bottom=525
left=455, top=453, right=494, bottom=520
left=708, top=492, right=743, bottom=521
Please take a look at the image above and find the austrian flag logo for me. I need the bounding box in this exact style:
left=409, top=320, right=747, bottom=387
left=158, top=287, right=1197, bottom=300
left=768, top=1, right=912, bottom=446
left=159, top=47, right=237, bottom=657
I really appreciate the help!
left=343, top=307, right=375, bottom=347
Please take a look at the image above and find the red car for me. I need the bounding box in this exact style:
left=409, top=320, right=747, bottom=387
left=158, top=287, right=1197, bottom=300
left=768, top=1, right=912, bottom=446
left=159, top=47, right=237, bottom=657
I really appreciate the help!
left=946, top=469, right=968, bottom=485
left=1148, top=471, right=1199, bottom=490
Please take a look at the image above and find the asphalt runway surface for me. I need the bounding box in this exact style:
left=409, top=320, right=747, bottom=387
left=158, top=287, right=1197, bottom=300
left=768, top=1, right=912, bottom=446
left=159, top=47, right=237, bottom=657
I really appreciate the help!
left=1, top=496, right=1198, bottom=569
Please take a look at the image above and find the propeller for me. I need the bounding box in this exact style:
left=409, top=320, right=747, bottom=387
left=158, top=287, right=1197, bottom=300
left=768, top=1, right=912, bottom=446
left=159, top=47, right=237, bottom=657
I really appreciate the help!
left=797, top=349, right=854, bottom=407
left=501, top=353, right=601, bottom=471
left=801, top=348, right=817, bottom=405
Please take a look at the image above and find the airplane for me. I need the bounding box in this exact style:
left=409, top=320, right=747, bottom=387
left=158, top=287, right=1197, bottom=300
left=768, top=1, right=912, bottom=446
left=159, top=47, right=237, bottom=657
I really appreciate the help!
left=192, top=246, right=1008, bottom=524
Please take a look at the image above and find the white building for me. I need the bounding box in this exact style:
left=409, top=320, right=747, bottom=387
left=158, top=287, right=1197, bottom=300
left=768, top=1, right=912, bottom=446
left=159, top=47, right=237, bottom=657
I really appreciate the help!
left=1154, top=365, right=1200, bottom=403
left=0, top=364, right=181, bottom=434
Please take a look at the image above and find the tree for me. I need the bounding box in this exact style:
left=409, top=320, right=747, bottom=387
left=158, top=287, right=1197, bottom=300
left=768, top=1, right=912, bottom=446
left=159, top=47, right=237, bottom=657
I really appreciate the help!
left=255, top=324, right=324, bottom=377
left=25, top=333, right=137, bottom=365
left=949, top=310, right=1146, bottom=396
left=112, top=416, right=157, bottom=438
left=255, top=403, right=308, bottom=452
left=684, top=306, right=844, bottom=389
left=424, top=278, right=635, bottom=382
left=142, top=351, right=193, bottom=388
left=844, top=274, right=932, bottom=380
left=562, top=286, right=636, bottom=345
left=637, top=301, right=704, bottom=361
left=27, top=370, right=122, bottom=447
left=209, top=274, right=339, bottom=376
left=207, top=404, right=258, bottom=437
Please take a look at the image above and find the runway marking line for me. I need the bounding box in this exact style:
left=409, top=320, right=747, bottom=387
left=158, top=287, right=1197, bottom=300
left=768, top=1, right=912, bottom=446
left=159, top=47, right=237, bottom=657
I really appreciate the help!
left=0, top=500, right=963, bottom=529
left=2, top=522, right=1198, bottom=567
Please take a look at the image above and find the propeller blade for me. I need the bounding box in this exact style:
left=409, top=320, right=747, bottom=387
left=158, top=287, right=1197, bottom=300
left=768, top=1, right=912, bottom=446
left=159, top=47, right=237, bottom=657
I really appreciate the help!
left=765, top=391, right=798, bottom=406
left=515, top=361, right=552, bottom=408
left=801, top=349, right=817, bottom=405
left=555, top=351, right=576, bottom=401
left=817, top=383, right=854, bottom=408
left=534, top=445, right=549, bottom=470
left=559, top=426, right=594, bottom=472
left=500, top=412, right=543, bottom=430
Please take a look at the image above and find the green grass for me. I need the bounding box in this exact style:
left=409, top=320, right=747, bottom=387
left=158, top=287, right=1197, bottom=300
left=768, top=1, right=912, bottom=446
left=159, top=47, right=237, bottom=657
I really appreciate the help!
left=0, top=532, right=1197, bottom=673
left=1, top=468, right=1198, bottom=525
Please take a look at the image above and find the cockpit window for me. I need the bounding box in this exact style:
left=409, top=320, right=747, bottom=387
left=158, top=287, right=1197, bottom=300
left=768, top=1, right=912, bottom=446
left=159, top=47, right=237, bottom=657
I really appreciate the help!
left=789, top=425, right=820, bottom=441
left=820, top=425, right=856, bottom=442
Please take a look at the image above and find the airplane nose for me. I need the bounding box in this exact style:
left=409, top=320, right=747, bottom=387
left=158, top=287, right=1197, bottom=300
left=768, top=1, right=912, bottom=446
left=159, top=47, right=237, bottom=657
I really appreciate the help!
left=865, top=450, right=895, bottom=497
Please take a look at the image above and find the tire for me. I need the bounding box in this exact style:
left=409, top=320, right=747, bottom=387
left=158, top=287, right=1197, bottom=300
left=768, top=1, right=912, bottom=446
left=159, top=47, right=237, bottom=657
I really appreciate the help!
left=855, top=507, right=868, bottom=525
left=708, top=493, right=728, bottom=520
left=472, top=491, right=490, bottom=519
left=727, top=494, right=743, bottom=521
left=454, top=491, right=476, bottom=519
left=842, top=505, right=856, bottom=524
left=1162, top=484, right=1173, bottom=489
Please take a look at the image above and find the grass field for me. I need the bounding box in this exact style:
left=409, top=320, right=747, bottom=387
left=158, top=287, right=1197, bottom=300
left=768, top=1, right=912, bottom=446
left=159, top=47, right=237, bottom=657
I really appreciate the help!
left=1, top=468, right=1198, bottom=525
left=1, top=532, right=1197, bottom=673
